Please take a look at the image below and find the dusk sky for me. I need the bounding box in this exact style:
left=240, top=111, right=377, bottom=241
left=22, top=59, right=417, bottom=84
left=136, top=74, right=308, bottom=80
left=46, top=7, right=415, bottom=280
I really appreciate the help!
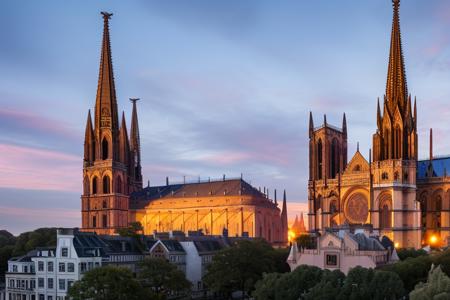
left=2, top=0, right=450, bottom=235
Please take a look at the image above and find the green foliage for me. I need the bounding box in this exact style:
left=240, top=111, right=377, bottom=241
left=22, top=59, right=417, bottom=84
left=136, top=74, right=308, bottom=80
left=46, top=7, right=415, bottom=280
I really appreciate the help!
left=137, top=257, right=191, bottom=299
left=382, top=253, right=432, bottom=292
left=410, top=264, right=450, bottom=300
left=116, top=222, right=143, bottom=237
left=397, top=248, right=428, bottom=260
left=368, top=270, right=405, bottom=300
left=295, top=234, right=316, bottom=249
left=12, top=228, right=56, bottom=256
left=0, top=245, right=14, bottom=281
left=336, top=266, right=375, bottom=300
left=272, top=247, right=291, bottom=273
left=252, top=273, right=282, bottom=300
left=0, top=230, right=15, bottom=248
left=432, top=249, right=450, bottom=278
left=274, top=265, right=323, bottom=300
left=203, top=239, right=278, bottom=297
left=68, top=265, right=147, bottom=300
left=304, top=269, right=345, bottom=300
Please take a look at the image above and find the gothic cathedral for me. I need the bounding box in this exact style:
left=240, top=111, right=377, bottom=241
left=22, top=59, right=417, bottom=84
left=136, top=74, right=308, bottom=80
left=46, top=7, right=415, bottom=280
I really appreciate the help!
left=80, top=12, right=288, bottom=244
left=308, top=0, right=450, bottom=248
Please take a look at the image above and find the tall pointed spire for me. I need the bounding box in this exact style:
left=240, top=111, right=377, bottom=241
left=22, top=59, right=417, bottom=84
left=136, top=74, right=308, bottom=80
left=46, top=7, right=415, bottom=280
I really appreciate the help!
left=386, top=0, right=408, bottom=111
left=130, top=98, right=143, bottom=188
left=95, top=12, right=119, bottom=134
left=84, top=110, right=94, bottom=163
left=281, top=190, right=288, bottom=243
left=342, top=113, right=347, bottom=137
left=119, top=111, right=130, bottom=164
left=309, top=111, right=314, bottom=138
left=377, top=98, right=382, bottom=129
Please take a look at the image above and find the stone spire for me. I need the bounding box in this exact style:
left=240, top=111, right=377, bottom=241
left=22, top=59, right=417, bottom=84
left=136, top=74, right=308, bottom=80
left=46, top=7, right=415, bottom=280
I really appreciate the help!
left=83, top=110, right=94, bottom=163
left=94, top=12, right=119, bottom=136
left=309, top=111, right=314, bottom=138
left=386, top=0, right=408, bottom=112
left=119, top=112, right=130, bottom=165
left=130, top=98, right=142, bottom=188
left=281, top=190, right=288, bottom=243
left=377, top=98, right=382, bottom=130
left=342, top=113, right=347, bottom=137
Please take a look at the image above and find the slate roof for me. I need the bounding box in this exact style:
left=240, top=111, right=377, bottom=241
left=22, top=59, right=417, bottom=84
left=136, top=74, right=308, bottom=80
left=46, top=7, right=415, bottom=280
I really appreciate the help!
left=417, top=157, right=450, bottom=179
left=9, top=250, right=39, bottom=262
left=130, top=178, right=270, bottom=209
left=99, top=235, right=143, bottom=255
left=161, top=240, right=185, bottom=253
left=348, top=233, right=385, bottom=251
left=73, top=231, right=108, bottom=257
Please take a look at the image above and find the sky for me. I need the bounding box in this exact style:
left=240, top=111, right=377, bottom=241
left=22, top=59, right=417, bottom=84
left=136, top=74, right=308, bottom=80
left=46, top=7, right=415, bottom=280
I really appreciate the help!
left=2, top=0, right=450, bottom=235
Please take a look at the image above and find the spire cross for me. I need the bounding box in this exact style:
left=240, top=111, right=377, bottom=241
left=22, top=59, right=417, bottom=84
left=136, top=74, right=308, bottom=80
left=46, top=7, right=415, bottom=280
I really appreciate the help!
left=130, top=98, right=140, bottom=104
left=101, top=12, right=113, bottom=21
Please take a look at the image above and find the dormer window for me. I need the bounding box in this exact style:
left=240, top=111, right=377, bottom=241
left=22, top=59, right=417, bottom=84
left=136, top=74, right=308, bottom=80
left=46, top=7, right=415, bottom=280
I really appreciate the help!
left=61, top=247, right=68, bottom=257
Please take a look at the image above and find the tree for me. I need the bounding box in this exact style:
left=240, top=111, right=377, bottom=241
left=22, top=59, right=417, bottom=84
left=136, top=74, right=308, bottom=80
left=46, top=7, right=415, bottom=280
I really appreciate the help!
left=369, top=270, right=405, bottom=300
left=253, top=273, right=283, bottom=300
left=304, top=269, right=345, bottom=300
left=382, top=254, right=432, bottom=292
left=397, top=248, right=427, bottom=261
left=116, top=221, right=143, bottom=237
left=274, top=265, right=323, bottom=300
left=337, top=266, right=374, bottom=300
left=410, top=264, right=450, bottom=300
left=12, top=228, right=56, bottom=256
left=68, top=265, right=146, bottom=300
left=203, top=239, right=277, bottom=298
left=137, top=257, right=191, bottom=299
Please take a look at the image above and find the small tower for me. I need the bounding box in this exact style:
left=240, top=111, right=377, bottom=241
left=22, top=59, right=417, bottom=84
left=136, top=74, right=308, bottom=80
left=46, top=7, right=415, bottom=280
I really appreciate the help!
left=281, top=190, right=288, bottom=243
left=130, top=98, right=143, bottom=191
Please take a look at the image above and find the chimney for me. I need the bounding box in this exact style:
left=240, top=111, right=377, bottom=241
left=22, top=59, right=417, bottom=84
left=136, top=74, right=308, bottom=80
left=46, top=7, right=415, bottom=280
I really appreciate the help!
left=166, top=177, right=169, bottom=186
left=430, top=128, right=433, bottom=161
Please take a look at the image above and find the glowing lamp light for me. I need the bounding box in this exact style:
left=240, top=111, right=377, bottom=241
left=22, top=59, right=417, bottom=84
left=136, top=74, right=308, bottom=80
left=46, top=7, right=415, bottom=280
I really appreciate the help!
left=394, top=242, right=399, bottom=248
left=288, top=230, right=296, bottom=242
left=429, top=235, right=438, bottom=245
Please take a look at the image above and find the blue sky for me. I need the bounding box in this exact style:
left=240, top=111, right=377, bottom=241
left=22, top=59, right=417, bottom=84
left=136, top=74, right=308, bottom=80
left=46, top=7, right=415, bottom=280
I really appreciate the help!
left=1, top=0, right=450, bottom=234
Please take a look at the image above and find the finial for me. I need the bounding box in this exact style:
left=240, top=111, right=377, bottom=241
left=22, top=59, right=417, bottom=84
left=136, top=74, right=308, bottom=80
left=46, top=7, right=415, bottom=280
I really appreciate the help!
left=147, top=180, right=150, bottom=187
left=130, top=97, right=140, bottom=104
left=101, top=11, right=113, bottom=20
left=357, top=142, right=360, bottom=152
left=324, top=114, right=327, bottom=126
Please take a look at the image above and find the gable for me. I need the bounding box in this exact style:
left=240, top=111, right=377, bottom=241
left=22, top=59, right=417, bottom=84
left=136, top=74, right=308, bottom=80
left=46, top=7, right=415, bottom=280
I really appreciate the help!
left=344, top=151, right=369, bottom=175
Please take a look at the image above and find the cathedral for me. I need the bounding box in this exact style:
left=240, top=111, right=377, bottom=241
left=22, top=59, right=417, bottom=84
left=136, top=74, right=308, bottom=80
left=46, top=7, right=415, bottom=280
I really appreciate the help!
left=308, top=0, right=450, bottom=249
left=80, top=12, right=288, bottom=245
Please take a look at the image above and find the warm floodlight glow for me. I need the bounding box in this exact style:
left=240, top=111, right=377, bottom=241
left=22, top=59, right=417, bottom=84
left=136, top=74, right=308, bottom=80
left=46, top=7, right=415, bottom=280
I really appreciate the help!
left=429, top=235, right=438, bottom=245
left=394, top=242, right=399, bottom=248
left=288, top=229, right=296, bottom=242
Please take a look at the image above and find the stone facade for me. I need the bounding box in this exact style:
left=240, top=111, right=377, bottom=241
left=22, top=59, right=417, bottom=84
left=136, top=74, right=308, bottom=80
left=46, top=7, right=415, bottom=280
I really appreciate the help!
left=308, top=0, right=450, bottom=248
left=80, top=12, right=288, bottom=244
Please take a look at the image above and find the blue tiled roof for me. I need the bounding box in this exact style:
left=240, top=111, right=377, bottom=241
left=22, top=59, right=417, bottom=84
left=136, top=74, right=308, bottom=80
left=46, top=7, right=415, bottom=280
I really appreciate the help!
left=417, top=156, right=450, bottom=179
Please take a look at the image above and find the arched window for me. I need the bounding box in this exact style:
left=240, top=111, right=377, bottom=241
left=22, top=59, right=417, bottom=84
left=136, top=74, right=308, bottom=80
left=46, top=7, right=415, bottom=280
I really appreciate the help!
left=330, top=200, right=338, bottom=215
left=317, top=139, right=323, bottom=180
left=103, top=175, right=110, bottom=194
left=331, top=139, right=337, bottom=178
left=102, top=200, right=107, bottom=209
left=102, top=137, right=109, bottom=160
left=83, top=176, right=90, bottom=195
left=92, top=216, right=97, bottom=228
left=436, top=196, right=442, bottom=211
left=92, top=177, right=98, bottom=194
left=384, top=129, right=390, bottom=159
left=380, top=204, right=391, bottom=229
left=394, top=126, right=401, bottom=159
left=353, top=165, right=361, bottom=172
left=315, top=195, right=322, bottom=212
left=102, top=215, right=107, bottom=228
left=116, top=176, right=122, bottom=194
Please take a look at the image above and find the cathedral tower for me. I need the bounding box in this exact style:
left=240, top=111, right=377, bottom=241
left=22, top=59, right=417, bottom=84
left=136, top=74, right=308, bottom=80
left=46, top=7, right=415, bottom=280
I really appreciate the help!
left=81, top=12, right=134, bottom=235
left=371, top=0, right=421, bottom=248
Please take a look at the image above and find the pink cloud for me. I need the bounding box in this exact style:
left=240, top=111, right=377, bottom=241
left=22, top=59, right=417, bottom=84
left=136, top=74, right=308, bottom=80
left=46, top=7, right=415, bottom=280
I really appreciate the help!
left=0, top=108, right=79, bottom=139
left=200, top=151, right=252, bottom=165
left=0, top=143, right=81, bottom=192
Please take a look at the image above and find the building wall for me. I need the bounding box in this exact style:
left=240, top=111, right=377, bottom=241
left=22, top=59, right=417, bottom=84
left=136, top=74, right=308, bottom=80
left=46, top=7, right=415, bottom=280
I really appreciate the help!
left=131, top=195, right=284, bottom=243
